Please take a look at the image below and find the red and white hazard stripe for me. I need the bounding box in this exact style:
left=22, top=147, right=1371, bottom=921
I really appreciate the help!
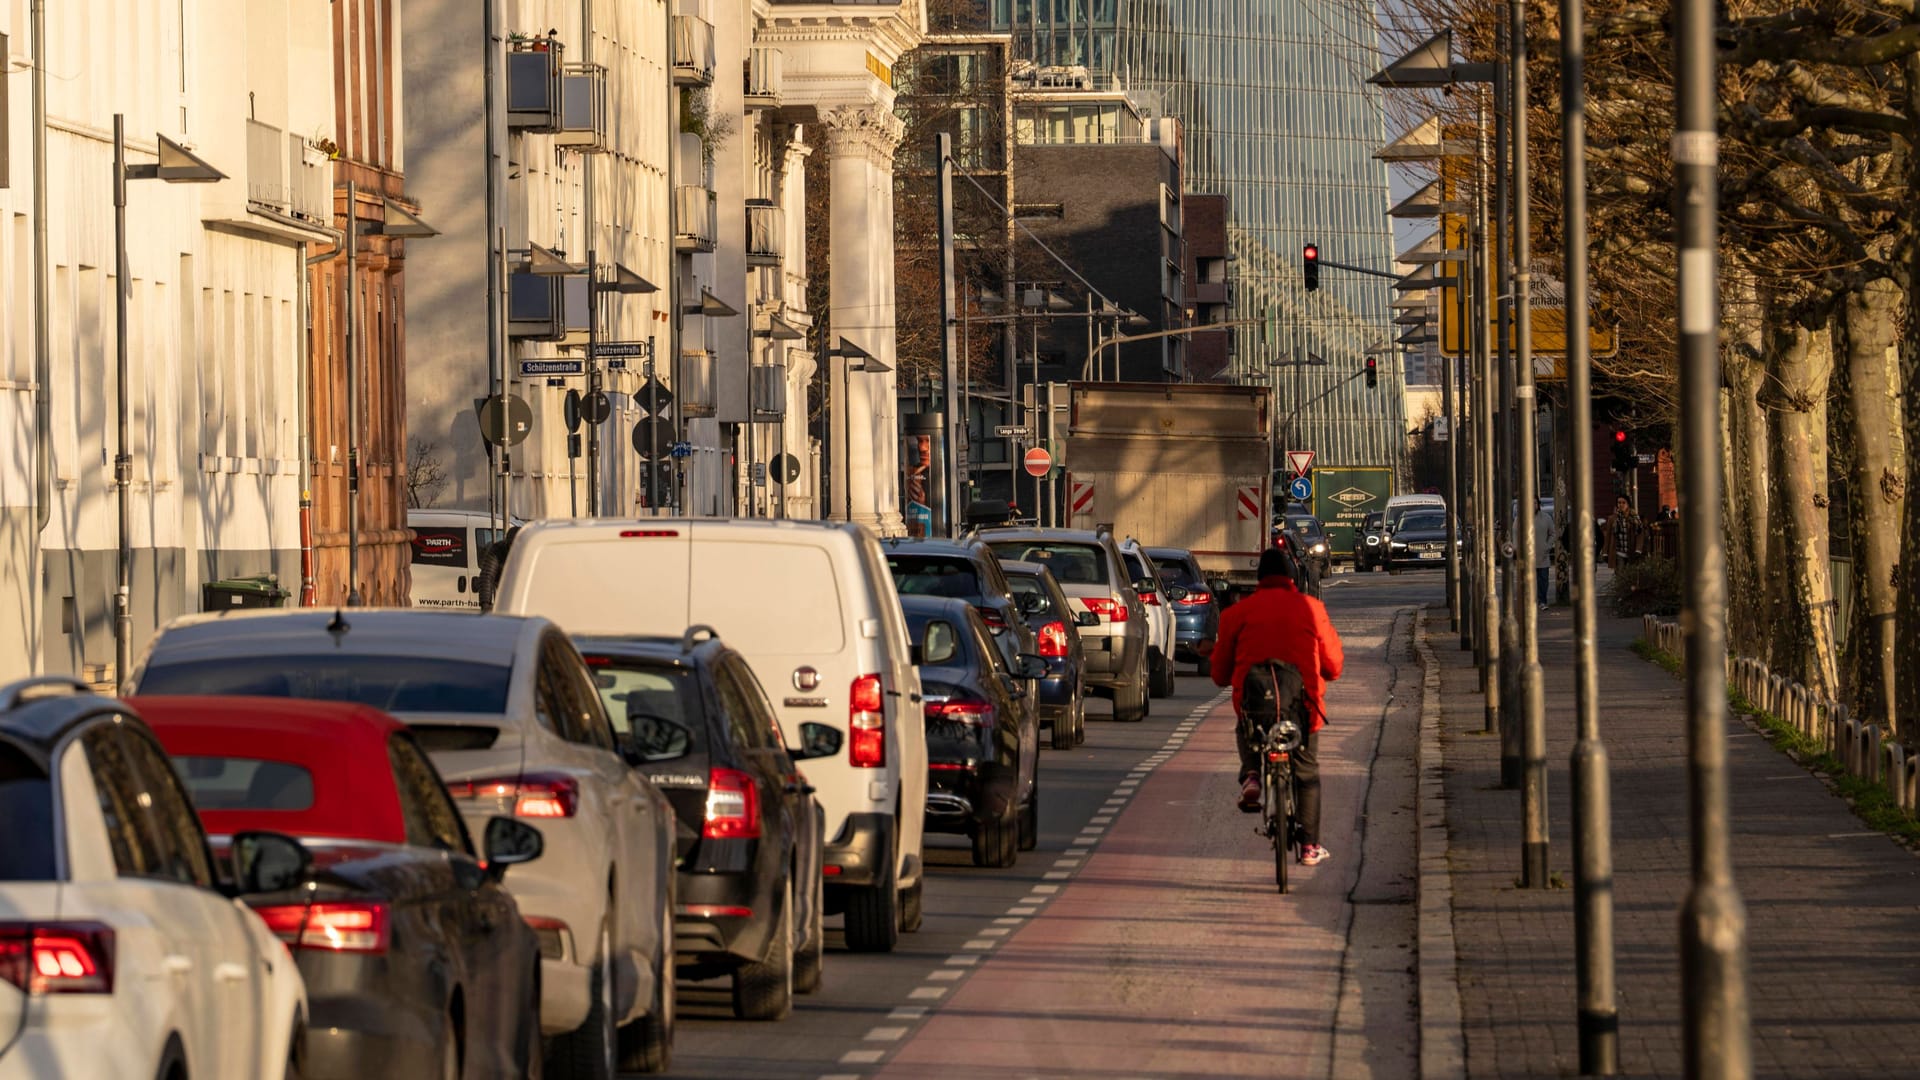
left=1236, top=485, right=1262, bottom=521
left=1070, top=478, right=1095, bottom=515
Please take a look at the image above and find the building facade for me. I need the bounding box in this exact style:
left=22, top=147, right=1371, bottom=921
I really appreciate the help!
left=1, top=0, right=335, bottom=683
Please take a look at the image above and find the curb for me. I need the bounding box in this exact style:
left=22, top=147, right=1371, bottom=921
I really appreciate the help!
left=1414, top=609, right=1466, bottom=1078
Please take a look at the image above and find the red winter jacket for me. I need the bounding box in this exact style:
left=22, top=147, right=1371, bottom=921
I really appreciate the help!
left=1209, top=576, right=1345, bottom=731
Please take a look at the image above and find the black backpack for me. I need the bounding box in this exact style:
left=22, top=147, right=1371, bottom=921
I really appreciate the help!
left=1240, top=659, right=1311, bottom=740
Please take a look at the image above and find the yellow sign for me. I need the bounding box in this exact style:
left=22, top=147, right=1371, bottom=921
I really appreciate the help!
left=866, top=52, right=893, bottom=86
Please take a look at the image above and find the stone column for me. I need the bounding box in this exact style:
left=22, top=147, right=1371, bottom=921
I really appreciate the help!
left=824, top=104, right=906, bottom=534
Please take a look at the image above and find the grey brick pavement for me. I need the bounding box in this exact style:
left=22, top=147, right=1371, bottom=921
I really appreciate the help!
left=1424, top=604, right=1920, bottom=1078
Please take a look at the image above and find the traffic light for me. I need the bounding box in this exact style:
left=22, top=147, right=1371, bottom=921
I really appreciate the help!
left=1303, top=243, right=1320, bottom=291
left=1611, top=429, right=1635, bottom=472
left=1365, top=355, right=1378, bottom=389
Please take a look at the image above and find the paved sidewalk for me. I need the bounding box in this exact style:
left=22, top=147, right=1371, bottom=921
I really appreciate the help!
left=1421, top=604, right=1920, bottom=1078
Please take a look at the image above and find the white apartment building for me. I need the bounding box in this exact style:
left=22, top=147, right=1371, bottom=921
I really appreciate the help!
left=0, top=0, right=336, bottom=682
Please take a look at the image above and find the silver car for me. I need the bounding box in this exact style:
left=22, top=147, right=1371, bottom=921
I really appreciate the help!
left=127, top=609, right=680, bottom=1077
left=975, top=527, right=1151, bottom=721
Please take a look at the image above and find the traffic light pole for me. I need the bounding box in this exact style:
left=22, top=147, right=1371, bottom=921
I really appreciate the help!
left=1307, top=256, right=1402, bottom=281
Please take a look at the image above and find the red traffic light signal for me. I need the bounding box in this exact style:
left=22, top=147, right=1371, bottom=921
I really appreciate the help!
left=1303, top=243, right=1320, bottom=291
left=1364, top=355, right=1377, bottom=389
left=1613, top=429, right=1628, bottom=443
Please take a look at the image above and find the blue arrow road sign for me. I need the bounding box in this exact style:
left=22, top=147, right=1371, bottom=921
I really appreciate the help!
left=670, top=441, right=693, bottom=460
left=1289, top=476, right=1313, bottom=502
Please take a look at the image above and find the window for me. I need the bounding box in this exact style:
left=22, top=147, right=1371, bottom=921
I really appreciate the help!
left=918, top=619, right=962, bottom=667
left=888, top=555, right=981, bottom=600
left=83, top=726, right=170, bottom=880
left=390, top=736, right=469, bottom=854
left=138, top=655, right=513, bottom=714
left=985, top=542, right=1108, bottom=585
left=125, top=732, right=217, bottom=890
left=0, top=742, right=57, bottom=881
left=583, top=658, right=702, bottom=746
left=711, top=663, right=765, bottom=752
left=172, top=757, right=315, bottom=811
left=1007, top=574, right=1057, bottom=615
left=544, top=638, right=614, bottom=750
left=727, top=660, right=787, bottom=750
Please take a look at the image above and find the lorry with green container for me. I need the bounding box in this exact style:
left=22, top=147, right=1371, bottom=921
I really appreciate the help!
left=1307, top=466, right=1395, bottom=566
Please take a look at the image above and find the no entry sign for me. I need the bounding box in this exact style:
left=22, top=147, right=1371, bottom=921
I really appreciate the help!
left=1024, top=447, right=1053, bottom=477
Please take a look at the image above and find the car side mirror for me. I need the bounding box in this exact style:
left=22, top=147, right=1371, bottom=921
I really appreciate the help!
left=1016, top=654, right=1047, bottom=680
left=1018, top=593, right=1046, bottom=616
left=621, top=715, right=694, bottom=765
left=230, top=831, right=313, bottom=895
left=1207, top=578, right=1230, bottom=596
left=483, top=816, right=545, bottom=882
left=1165, top=584, right=1189, bottom=602
left=790, top=722, right=843, bottom=762
left=1133, top=578, right=1156, bottom=594
left=1075, top=610, right=1100, bottom=627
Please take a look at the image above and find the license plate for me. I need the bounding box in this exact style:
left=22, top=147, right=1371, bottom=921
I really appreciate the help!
left=1418, top=551, right=1443, bottom=560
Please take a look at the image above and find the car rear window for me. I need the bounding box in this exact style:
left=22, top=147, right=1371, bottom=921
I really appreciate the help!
left=137, top=656, right=513, bottom=714
left=990, top=542, right=1107, bottom=585
left=581, top=658, right=706, bottom=751
left=1150, top=557, right=1204, bottom=588
left=171, top=757, right=316, bottom=812
left=1122, top=552, right=1151, bottom=581
left=888, top=556, right=981, bottom=600
left=0, top=742, right=55, bottom=880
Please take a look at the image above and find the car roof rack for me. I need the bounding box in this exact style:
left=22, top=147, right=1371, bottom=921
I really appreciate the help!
left=680, top=624, right=721, bottom=653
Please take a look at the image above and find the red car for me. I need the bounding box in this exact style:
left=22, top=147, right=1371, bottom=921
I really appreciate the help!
left=129, top=696, right=548, bottom=1080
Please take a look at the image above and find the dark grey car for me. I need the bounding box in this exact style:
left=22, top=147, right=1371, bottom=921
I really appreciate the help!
left=998, top=561, right=1090, bottom=750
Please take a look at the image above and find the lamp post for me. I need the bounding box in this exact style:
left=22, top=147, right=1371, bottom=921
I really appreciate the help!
left=585, top=261, right=656, bottom=516
left=752, top=309, right=804, bottom=519
left=342, top=184, right=436, bottom=606
left=112, top=115, right=223, bottom=684
left=828, top=337, right=889, bottom=521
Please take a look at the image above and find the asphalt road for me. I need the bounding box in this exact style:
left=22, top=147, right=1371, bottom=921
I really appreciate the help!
left=653, top=570, right=1443, bottom=1080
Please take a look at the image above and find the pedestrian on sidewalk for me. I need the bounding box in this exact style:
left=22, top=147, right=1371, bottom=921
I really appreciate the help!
left=1532, top=498, right=1555, bottom=609
left=1210, top=545, right=1345, bottom=866
left=1601, top=494, right=1645, bottom=571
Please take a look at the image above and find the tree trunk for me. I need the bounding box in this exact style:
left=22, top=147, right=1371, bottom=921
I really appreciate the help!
left=1763, top=321, right=1839, bottom=697
left=1898, top=264, right=1920, bottom=739
left=1834, top=279, right=1904, bottom=731
left=1723, top=345, right=1771, bottom=660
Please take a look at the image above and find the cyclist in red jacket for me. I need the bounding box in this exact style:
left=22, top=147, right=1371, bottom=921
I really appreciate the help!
left=1211, top=545, right=1345, bottom=866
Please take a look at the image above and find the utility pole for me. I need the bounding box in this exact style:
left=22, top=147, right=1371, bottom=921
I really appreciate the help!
left=1512, top=0, right=1550, bottom=891
left=1563, top=0, right=1617, bottom=1068
left=1675, top=0, right=1751, bottom=1072
left=582, top=0, right=600, bottom=517
left=345, top=181, right=362, bottom=605
left=937, top=133, right=963, bottom=536
left=1475, top=94, right=1501, bottom=731
left=483, top=0, right=507, bottom=532
left=1494, top=20, right=1522, bottom=792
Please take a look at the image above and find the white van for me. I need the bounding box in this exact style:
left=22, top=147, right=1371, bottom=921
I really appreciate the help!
left=492, top=518, right=928, bottom=952
left=406, top=509, right=516, bottom=610
left=1383, top=493, right=1447, bottom=535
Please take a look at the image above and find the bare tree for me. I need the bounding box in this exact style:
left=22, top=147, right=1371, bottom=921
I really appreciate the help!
left=405, top=438, right=450, bottom=509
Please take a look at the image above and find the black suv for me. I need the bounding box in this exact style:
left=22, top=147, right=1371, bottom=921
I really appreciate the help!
left=574, top=629, right=828, bottom=1022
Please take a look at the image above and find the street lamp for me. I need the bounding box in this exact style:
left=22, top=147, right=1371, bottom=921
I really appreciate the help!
left=343, top=184, right=436, bottom=607
left=827, top=337, right=889, bottom=522
left=113, top=115, right=222, bottom=685
left=581, top=260, right=655, bottom=518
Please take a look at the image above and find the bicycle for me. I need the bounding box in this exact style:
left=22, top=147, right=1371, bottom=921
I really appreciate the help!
left=1253, top=712, right=1305, bottom=893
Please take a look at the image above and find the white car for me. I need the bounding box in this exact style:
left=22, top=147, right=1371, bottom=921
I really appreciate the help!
left=1118, top=539, right=1180, bottom=700
left=126, top=610, right=681, bottom=1077
left=0, top=678, right=308, bottom=1080
left=406, top=509, right=519, bottom=610
left=492, top=518, right=929, bottom=953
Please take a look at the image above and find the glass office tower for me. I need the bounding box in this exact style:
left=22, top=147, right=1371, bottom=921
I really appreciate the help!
left=989, top=0, right=1405, bottom=471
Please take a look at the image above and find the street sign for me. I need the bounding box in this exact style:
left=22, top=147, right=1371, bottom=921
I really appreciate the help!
left=1023, top=447, right=1053, bottom=477
left=636, top=378, right=673, bottom=416
left=564, top=389, right=583, bottom=434
left=670, top=441, right=693, bottom=460
left=751, top=462, right=767, bottom=487
left=631, top=417, right=671, bottom=461
left=1290, top=476, right=1313, bottom=502
left=771, top=453, right=801, bottom=485
left=1287, top=449, right=1316, bottom=477
left=476, top=394, right=533, bottom=447
left=995, top=425, right=1032, bottom=439
left=589, top=340, right=651, bottom=360
left=519, top=359, right=585, bottom=377
left=1432, top=416, right=1450, bottom=442
left=580, top=390, right=611, bottom=426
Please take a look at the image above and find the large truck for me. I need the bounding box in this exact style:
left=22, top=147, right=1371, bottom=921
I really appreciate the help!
left=1307, top=466, right=1396, bottom=564
left=1062, top=382, right=1273, bottom=597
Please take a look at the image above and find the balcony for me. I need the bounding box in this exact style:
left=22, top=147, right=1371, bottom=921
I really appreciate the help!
left=1191, top=280, right=1229, bottom=306
left=745, top=47, right=784, bottom=108
left=672, top=13, right=716, bottom=86
left=507, top=38, right=566, bottom=132
left=247, top=120, right=332, bottom=228
left=746, top=200, right=783, bottom=267
left=679, top=350, right=716, bottom=418
left=508, top=272, right=565, bottom=341
left=555, top=63, right=609, bottom=152
left=674, top=186, right=717, bottom=253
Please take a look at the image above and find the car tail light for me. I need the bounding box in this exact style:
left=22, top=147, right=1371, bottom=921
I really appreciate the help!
left=523, top=916, right=571, bottom=961
left=619, top=529, right=680, bottom=538
left=849, top=673, right=886, bottom=768
left=1178, top=590, right=1212, bottom=606
left=977, top=606, right=1008, bottom=630
left=449, top=772, right=580, bottom=818
left=1037, top=621, right=1069, bottom=657
left=925, top=700, right=993, bottom=726
left=0, top=923, right=114, bottom=994
left=1139, top=590, right=1162, bottom=606
left=703, top=767, right=762, bottom=839
left=1082, top=597, right=1129, bottom=623
left=253, top=902, right=390, bottom=954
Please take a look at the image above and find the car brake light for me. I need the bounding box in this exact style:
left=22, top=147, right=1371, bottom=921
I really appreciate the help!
left=925, top=700, right=993, bottom=725
left=977, top=606, right=1007, bottom=630
left=1082, top=597, right=1129, bottom=623
left=703, top=767, right=762, bottom=839
left=449, top=772, right=580, bottom=818
left=849, top=674, right=886, bottom=768
left=252, top=903, right=390, bottom=954
left=1139, top=590, right=1162, bottom=606
left=1037, top=621, right=1069, bottom=658
left=1178, top=590, right=1212, bottom=606
left=0, top=923, right=115, bottom=994
left=618, top=529, right=680, bottom=538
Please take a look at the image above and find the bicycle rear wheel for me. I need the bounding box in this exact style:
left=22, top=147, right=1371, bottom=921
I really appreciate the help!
left=1266, top=766, right=1290, bottom=894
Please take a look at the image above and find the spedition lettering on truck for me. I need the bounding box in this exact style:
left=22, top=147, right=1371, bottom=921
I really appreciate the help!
left=1309, top=467, right=1394, bottom=558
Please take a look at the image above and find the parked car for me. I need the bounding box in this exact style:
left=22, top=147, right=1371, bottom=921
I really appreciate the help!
left=1281, top=514, right=1334, bottom=580
left=1118, top=538, right=1181, bottom=699
left=126, top=609, right=681, bottom=1077
left=0, top=678, right=309, bottom=1080
left=574, top=630, right=827, bottom=1021
left=998, top=560, right=1090, bottom=749
left=1354, top=511, right=1387, bottom=572
left=489, top=518, right=927, bottom=954
left=976, top=528, right=1150, bottom=722
left=900, top=597, right=1043, bottom=866
left=1387, top=509, right=1453, bottom=572
left=407, top=509, right=518, bottom=611
left=1145, top=547, right=1220, bottom=676
left=131, top=695, right=547, bottom=1078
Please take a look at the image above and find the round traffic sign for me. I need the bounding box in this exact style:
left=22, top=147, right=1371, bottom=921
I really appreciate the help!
left=771, top=453, right=801, bottom=485
left=1023, top=447, right=1053, bottom=478
left=477, top=394, right=533, bottom=447
left=1289, top=476, right=1313, bottom=501
left=580, top=390, right=612, bottom=426
left=563, top=389, right=583, bottom=433
left=631, top=417, right=671, bottom=461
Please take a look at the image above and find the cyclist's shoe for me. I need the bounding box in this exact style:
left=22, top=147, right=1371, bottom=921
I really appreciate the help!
left=1300, top=844, right=1332, bottom=866
left=1237, top=776, right=1262, bottom=813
